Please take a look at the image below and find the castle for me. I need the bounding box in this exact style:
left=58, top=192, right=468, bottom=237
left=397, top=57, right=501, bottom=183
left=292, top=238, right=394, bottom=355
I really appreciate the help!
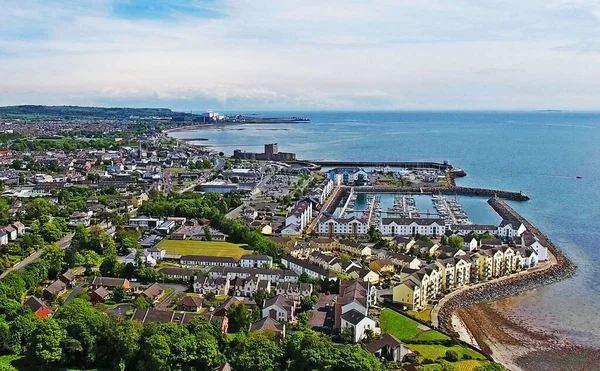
left=233, top=143, right=296, bottom=161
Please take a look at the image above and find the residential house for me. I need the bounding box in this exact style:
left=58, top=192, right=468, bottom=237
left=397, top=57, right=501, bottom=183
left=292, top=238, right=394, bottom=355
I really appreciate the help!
left=450, top=224, right=497, bottom=236
left=58, top=272, right=75, bottom=287
left=497, top=219, right=527, bottom=239
left=90, top=287, right=111, bottom=304
left=275, top=282, right=313, bottom=302
left=42, top=279, right=67, bottom=300
left=23, top=296, right=53, bottom=318
left=379, top=218, right=446, bottom=237
left=160, top=267, right=195, bottom=281
left=318, top=216, right=369, bottom=236
left=141, top=283, right=164, bottom=303
left=180, top=255, right=238, bottom=267
left=341, top=309, right=378, bottom=343
left=12, top=222, right=25, bottom=236
left=281, top=256, right=338, bottom=282
left=392, top=280, right=422, bottom=310
left=239, top=254, right=273, bottom=269
left=90, top=277, right=130, bottom=290
left=327, top=167, right=368, bottom=185
left=364, top=334, right=411, bottom=362
left=464, top=236, right=478, bottom=251
left=262, top=295, right=295, bottom=322
left=0, top=230, right=8, bottom=246
left=68, top=211, right=92, bottom=227
left=1, top=225, right=17, bottom=241
left=193, top=277, right=230, bottom=296
left=177, top=296, right=204, bottom=312
left=369, top=259, right=396, bottom=273
left=249, top=317, right=286, bottom=338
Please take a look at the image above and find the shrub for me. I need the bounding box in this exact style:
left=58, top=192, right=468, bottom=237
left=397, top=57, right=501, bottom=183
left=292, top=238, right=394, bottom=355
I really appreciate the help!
left=445, top=350, right=459, bottom=362
left=462, top=353, right=473, bottom=360
left=421, top=358, right=434, bottom=364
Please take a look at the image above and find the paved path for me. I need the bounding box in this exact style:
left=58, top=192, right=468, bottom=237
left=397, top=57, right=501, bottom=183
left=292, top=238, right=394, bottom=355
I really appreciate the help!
left=0, top=233, right=73, bottom=279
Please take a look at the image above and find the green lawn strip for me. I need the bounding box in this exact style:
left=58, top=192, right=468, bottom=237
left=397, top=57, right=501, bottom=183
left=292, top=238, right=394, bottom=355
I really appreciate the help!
left=156, top=240, right=252, bottom=259
left=415, top=330, right=451, bottom=341
left=380, top=308, right=421, bottom=341
left=406, top=344, right=486, bottom=362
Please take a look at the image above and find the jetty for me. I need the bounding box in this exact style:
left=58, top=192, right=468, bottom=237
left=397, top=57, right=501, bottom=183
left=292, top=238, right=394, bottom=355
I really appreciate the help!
left=311, top=161, right=454, bottom=171
left=349, top=185, right=529, bottom=201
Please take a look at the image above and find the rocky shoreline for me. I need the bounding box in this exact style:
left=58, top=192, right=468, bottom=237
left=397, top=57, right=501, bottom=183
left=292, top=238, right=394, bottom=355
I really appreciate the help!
left=437, top=198, right=577, bottom=341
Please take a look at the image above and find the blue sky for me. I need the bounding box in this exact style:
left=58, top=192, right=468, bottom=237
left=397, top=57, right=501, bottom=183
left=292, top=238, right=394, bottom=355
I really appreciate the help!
left=1, top=0, right=600, bottom=110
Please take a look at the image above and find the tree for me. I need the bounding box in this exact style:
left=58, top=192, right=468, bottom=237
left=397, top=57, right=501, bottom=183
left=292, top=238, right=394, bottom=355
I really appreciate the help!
left=204, top=291, right=216, bottom=302
left=445, top=350, right=459, bottom=362
left=332, top=345, right=383, bottom=371
left=41, top=222, right=62, bottom=243
left=441, top=234, right=448, bottom=245
left=230, top=332, right=282, bottom=371
left=447, top=236, right=464, bottom=250
left=299, top=272, right=311, bottom=283
left=133, top=296, right=152, bottom=310
left=439, top=360, right=457, bottom=371
left=226, top=303, right=252, bottom=333
left=367, top=225, right=383, bottom=243
left=29, top=318, right=65, bottom=367
left=195, top=332, right=224, bottom=370
left=70, top=225, right=90, bottom=251
left=113, top=285, right=126, bottom=302
left=253, top=289, right=272, bottom=310
left=202, top=225, right=212, bottom=241
left=137, top=334, right=170, bottom=371
left=340, top=326, right=354, bottom=344
left=299, top=295, right=318, bottom=312
left=474, top=363, right=505, bottom=371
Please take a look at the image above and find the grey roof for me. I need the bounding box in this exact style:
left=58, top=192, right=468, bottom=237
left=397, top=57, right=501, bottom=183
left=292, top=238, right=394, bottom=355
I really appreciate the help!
left=342, top=309, right=367, bottom=325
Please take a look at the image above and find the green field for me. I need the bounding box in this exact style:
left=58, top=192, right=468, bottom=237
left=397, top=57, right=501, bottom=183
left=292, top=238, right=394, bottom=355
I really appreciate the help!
left=156, top=240, right=252, bottom=259
left=380, top=308, right=422, bottom=340
left=415, top=330, right=451, bottom=341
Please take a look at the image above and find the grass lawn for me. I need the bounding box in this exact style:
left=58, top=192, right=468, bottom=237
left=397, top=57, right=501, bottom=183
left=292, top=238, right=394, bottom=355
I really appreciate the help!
left=421, top=360, right=489, bottom=371
left=156, top=240, right=252, bottom=259
left=415, top=330, right=451, bottom=341
left=406, top=344, right=486, bottom=362
left=380, top=308, right=421, bottom=340
left=408, top=308, right=432, bottom=323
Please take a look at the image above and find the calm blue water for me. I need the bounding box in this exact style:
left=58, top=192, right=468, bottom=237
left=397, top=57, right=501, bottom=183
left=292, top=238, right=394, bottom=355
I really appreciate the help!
left=171, top=111, right=600, bottom=347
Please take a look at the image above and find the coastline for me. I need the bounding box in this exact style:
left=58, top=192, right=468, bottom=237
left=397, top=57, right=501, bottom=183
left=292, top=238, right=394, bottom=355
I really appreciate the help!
left=432, top=198, right=578, bottom=370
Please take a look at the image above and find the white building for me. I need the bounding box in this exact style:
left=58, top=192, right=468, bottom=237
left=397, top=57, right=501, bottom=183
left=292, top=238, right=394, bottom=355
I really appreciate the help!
left=318, top=216, right=369, bottom=235
left=497, top=219, right=527, bottom=238
left=262, top=295, right=295, bottom=322
left=239, top=254, right=273, bottom=269
left=341, top=309, right=378, bottom=343
left=380, top=218, right=446, bottom=237
left=285, top=201, right=313, bottom=232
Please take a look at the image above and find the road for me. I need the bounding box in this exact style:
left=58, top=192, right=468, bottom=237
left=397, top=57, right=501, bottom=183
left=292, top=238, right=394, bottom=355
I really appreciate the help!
left=0, top=233, right=73, bottom=279
left=63, top=284, right=83, bottom=305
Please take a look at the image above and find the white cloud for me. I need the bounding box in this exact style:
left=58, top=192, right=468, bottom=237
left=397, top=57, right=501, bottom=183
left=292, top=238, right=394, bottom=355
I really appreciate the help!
left=0, top=0, right=600, bottom=109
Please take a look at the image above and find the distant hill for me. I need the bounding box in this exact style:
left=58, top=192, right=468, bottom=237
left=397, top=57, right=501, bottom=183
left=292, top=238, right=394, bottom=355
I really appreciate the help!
left=0, top=105, right=194, bottom=119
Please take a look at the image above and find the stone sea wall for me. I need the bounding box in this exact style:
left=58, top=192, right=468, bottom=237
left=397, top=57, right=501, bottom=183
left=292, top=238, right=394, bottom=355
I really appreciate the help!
left=437, top=197, right=577, bottom=334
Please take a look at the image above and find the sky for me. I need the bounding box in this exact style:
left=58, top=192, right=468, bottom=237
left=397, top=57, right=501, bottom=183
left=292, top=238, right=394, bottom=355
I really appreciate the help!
left=1, top=0, right=600, bottom=110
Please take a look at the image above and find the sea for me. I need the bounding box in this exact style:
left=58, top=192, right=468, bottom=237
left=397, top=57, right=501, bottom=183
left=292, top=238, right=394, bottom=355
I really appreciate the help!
left=170, top=111, right=600, bottom=348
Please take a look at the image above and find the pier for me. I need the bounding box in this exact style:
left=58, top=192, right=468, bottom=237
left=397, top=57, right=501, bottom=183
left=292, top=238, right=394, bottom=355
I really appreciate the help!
left=338, top=187, right=355, bottom=216
left=350, top=185, right=529, bottom=201
left=310, top=161, right=454, bottom=171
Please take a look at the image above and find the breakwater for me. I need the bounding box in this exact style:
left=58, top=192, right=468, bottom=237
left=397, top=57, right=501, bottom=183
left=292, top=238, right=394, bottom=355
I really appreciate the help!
left=351, top=185, right=530, bottom=201
left=311, top=161, right=454, bottom=171
left=436, top=197, right=577, bottom=338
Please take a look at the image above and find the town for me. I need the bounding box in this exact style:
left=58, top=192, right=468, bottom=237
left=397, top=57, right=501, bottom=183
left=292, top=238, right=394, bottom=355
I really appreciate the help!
left=0, top=106, right=557, bottom=371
